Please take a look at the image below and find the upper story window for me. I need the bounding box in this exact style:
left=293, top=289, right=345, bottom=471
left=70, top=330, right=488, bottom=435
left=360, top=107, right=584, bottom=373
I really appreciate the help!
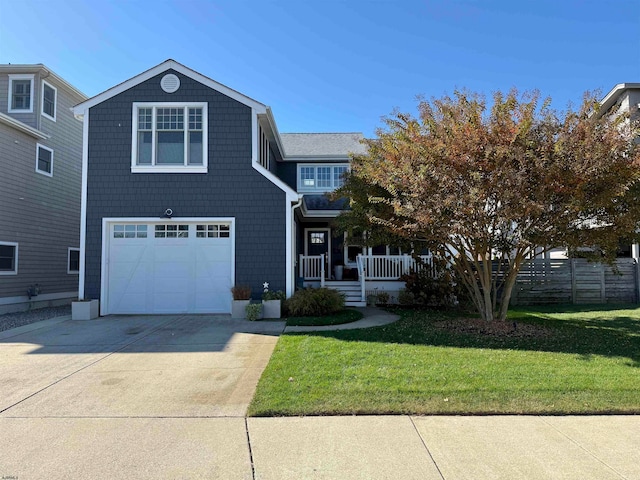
left=259, top=126, right=270, bottom=170
left=8, top=74, right=34, bottom=113
left=297, top=164, right=349, bottom=192
left=36, top=144, right=54, bottom=177
left=131, top=102, right=208, bottom=173
left=41, top=81, right=57, bottom=121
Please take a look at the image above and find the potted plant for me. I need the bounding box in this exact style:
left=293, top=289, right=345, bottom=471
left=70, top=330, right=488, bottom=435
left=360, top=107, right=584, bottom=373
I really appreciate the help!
left=334, top=262, right=344, bottom=281
left=231, top=285, right=251, bottom=319
left=245, top=302, right=263, bottom=321
left=261, top=282, right=284, bottom=319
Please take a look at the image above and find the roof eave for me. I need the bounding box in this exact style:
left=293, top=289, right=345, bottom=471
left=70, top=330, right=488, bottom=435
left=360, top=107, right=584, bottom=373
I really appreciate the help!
left=599, top=83, right=640, bottom=114
left=0, top=64, right=87, bottom=101
left=0, top=112, right=49, bottom=140
left=73, top=59, right=267, bottom=115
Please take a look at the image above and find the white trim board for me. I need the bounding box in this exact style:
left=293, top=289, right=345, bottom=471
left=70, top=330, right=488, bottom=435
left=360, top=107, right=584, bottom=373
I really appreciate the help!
left=0, top=112, right=49, bottom=139
left=0, top=291, right=77, bottom=306
left=73, top=59, right=267, bottom=117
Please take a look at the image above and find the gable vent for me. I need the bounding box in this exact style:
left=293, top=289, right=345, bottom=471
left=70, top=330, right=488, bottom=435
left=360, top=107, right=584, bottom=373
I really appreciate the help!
left=160, top=74, right=180, bottom=93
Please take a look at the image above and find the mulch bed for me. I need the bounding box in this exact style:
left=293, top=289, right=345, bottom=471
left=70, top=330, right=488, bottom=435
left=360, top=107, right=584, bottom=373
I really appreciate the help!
left=433, top=317, right=552, bottom=339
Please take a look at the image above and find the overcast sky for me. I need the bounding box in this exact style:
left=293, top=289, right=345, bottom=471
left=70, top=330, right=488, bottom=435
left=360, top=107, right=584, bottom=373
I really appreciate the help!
left=1, top=0, right=638, bottom=136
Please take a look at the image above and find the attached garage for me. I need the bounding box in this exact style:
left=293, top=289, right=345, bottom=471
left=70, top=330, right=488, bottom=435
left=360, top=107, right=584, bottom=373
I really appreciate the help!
left=102, top=218, right=234, bottom=315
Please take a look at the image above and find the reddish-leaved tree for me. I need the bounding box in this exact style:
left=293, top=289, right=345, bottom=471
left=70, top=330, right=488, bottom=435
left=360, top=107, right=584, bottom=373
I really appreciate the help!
left=335, top=90, right=640, bottom=321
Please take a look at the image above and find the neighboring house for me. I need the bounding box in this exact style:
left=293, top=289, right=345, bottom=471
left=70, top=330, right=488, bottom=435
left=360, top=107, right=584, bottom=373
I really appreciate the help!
left=0, top=64, right=86, bottom=314
left=540, top=83, right=640, bottom=261
left=72, top=60, right=425, bottom=316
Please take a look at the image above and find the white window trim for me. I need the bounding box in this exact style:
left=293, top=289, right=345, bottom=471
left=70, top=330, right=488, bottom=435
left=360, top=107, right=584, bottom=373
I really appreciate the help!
left=35, top=143, right=54, bottom=177
left=131, top=102, right=208, bottom=174
left=0, top=241, right=19, bottom=275
left=68, top=247, right=80, bottom=274
left=297, top=163, right=349, bottom=193
left=41, top=80, right=57, bottom=122
left=8, top=74, right=35, bottom=113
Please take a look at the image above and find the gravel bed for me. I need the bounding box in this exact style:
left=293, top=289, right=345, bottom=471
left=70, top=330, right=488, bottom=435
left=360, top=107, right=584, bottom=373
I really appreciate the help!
left=0, top=305, right=71, bottom=333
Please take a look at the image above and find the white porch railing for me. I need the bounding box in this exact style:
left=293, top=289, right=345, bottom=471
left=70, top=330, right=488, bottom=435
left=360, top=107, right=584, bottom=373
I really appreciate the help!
left=298, top=254, right=433, bottom=281
left=299, top=254, right=325, bottom=286
left=358, top=254, right=433, bottom=280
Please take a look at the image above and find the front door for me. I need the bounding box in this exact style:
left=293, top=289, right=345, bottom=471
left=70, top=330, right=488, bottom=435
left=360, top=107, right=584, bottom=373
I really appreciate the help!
left=306, top=229, right=330, bottom=278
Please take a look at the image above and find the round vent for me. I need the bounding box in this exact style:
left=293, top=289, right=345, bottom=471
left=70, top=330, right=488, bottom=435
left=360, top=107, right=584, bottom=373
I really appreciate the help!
left=160, top=74, right=180, bottom=93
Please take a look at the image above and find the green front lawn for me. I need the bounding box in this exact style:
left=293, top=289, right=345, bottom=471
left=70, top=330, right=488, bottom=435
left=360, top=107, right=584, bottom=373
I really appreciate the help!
left=248, top=304, right=640, bottom=416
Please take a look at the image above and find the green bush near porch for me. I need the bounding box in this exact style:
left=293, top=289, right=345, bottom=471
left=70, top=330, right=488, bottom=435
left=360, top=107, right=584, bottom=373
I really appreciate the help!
left=285, top=288, right=345, bottom=317
left=248, top=304, right=640, bottom=416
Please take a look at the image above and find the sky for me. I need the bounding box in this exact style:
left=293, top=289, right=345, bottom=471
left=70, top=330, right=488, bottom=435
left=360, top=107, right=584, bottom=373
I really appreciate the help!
left=0, top=0, right=638, bottom=137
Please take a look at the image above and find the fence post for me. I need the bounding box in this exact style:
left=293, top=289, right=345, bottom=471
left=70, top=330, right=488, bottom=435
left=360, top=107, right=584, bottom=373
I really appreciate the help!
left=320, top=254, right=325, bottom=287
left=600, top=263, right=606, bottom=303
left=571, top=259, right=577, bottom=304
left=636, top=260, right=640, bottom=304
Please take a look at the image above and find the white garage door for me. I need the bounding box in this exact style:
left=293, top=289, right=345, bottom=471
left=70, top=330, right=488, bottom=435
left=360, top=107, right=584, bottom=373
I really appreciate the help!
left=106, top=221, right=233, bottom=314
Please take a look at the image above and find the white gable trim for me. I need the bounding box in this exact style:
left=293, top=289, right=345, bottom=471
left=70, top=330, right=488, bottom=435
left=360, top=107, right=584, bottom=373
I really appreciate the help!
left=73, top=59, right=267, bottom=116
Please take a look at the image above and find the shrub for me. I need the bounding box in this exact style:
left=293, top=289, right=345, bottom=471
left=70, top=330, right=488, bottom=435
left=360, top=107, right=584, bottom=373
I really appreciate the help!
left=231, top=285, right=251, bottom=300
left=263, top=290, right=286, bottom=301
left=398, top=289, right=415, bottom=305
left=376, top=291, right=390, bottom=305
left=245, top=303, right=262, bottom=321
left=285, top=288, right=345, bottom=317
left=400, top=258, right=456, bottom=307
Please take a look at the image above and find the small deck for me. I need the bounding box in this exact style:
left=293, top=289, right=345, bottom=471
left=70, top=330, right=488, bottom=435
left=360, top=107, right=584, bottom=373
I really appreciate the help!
left=299, top=254, right=433, bottom=306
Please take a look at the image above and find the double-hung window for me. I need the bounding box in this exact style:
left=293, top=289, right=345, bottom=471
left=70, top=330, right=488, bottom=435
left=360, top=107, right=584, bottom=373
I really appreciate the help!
left=132, top=103, right=207, bottom=173
left=41, top=81, right=57, bottom=121
left=36, top=144, right=54, bottom=177
left=297, top=164, right=349, bottom=192
left=0, top=242, right=18, bottom=275
left=8, top=74, right=34, bottom=113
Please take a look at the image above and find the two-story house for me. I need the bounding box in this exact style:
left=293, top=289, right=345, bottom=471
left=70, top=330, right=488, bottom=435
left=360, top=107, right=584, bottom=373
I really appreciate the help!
left=72, top=60, right=426, bottom=315
left=0, top=64, right=86, bottom=314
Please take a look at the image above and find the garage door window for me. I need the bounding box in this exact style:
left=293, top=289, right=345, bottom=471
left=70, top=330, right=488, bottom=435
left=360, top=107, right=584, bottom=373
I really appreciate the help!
left=155, top=224, right=189, bottom=238
left=196, top=224, right=230, bottom=238
left=113, top=225, right=147, bottom=238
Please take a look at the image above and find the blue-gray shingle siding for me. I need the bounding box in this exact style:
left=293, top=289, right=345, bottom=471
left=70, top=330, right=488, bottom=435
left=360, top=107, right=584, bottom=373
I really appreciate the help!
left=84, top=69, right=287, bottom=301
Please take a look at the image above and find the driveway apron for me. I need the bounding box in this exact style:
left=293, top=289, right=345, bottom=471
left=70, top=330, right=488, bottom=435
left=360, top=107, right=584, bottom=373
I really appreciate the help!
left=0, top=314, right=285, bottom=417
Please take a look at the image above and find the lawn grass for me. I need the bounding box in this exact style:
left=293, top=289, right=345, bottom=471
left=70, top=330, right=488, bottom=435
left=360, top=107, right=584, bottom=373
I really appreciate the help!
left=248, top=304, right=640, bottom=416
left=285, top=309, right=363, bottom=327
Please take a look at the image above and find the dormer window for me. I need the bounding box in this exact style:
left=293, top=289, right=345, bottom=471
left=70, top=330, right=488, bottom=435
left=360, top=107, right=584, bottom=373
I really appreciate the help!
left=8, top=74, right=34, bottom=113
left=297, top=164, right=349, bottom=192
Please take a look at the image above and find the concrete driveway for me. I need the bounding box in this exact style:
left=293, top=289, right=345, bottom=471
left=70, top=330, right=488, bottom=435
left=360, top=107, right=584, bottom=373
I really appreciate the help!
left=0, top=314, right=284, bottom=479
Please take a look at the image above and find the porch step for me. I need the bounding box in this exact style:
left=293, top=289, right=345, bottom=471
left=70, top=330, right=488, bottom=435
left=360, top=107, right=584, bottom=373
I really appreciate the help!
left=345, top=300, right=366, bottom=307
left=324, top=281, right=366, bottom=307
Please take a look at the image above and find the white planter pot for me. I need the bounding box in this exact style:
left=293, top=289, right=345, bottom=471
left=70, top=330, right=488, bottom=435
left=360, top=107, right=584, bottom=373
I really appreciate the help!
left=72, top=300, right=99, bottom=320
left=262, top=299, right=281, bottom=319
left=334, top=265, right=344, bottom=281
left=232, top=300, right=250, bottom=319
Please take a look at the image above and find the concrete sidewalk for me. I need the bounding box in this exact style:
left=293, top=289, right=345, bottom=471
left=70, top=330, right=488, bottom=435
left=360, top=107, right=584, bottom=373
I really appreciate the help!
left=1, top=314, right=638, bottom=479
left=2, top=414, right=638, bottom=479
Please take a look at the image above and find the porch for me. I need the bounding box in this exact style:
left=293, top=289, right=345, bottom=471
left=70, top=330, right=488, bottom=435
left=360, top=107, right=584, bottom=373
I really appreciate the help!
left=299, top=254, right=433, bottom=306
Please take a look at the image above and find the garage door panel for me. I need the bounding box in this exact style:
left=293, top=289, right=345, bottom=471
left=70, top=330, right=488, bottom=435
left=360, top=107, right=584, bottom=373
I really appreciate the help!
left=107, top=222, right=233, bottom=314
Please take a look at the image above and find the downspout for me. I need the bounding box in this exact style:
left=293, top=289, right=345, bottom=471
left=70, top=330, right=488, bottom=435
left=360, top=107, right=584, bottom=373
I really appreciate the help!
left=291, top=196, right=303, bottom=296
